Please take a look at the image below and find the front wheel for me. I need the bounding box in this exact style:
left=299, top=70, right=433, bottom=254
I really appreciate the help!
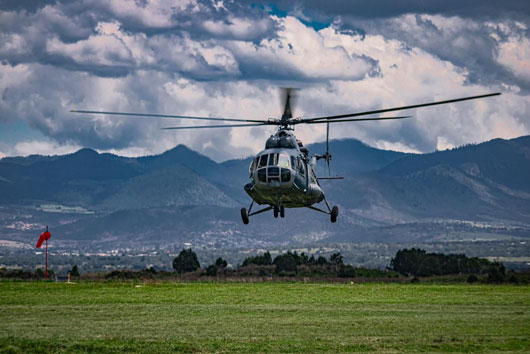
left=241, top=208, right=249, bottom=224
left=273, top=206, right=279, bottom=218
left=330, top=206, right=339, bottom=223
left=280, top=206, right=285, bottom=218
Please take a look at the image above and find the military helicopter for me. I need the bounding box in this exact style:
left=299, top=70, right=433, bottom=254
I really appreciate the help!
left=72, top=89, right=500, bottom=224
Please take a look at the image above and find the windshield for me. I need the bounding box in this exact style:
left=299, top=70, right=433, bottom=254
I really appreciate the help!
left=268, top=153, right=278, bottom=166
left=257, top=153, right=293, bottom=169
left=278, top=154, right=290, bottom=168
left=258, top=154, right=268, bottom=168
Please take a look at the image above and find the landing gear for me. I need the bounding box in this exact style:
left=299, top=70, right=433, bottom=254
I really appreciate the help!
left=273, top=196, right=284, bottom=219
left=330, top=206, right=339, bottom=223
left=307, top=196, right=339, bottom=223
left=241, top=208, right=249, bottom=224
left=241, top=200, right=276, bottom=225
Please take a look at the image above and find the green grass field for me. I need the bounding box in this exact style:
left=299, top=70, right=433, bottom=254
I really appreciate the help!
left=0, top=282, right=529, bottom=353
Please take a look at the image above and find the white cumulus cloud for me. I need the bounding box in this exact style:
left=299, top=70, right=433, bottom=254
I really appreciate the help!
left=0, top=1, right=528, bottom=160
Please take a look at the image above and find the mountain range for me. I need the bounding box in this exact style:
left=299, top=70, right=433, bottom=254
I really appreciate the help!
left=1, top=136, right=529, bottom=249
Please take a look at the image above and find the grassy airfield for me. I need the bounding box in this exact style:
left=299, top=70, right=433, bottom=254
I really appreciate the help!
left=0, top=282, right=529, bottom=353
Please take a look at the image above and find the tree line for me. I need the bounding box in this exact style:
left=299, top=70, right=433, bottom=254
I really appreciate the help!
left=1, top=248, right=525, bottom=283
left=172, top=248, right=398, bottom=278
left=170, top=248, right=521, bottom=283
left=390, top=248, right=508, bottom=282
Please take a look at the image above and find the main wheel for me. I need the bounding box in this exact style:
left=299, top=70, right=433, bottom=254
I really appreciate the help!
left=280, top=206, right=285, bottom=218
left=330, top=206, right=339, bottom=223
left=273, top=206, right=279, bottom=218
left=241, top=208, right=249, bottom=224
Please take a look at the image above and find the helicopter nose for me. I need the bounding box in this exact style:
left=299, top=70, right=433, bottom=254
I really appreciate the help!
left=253, top=166, right=294, bottom=188
left=266, top=167, right=293, bottom=187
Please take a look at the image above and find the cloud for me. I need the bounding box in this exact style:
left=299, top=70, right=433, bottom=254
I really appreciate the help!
left=8, top=140, right=81, bottom=157
left=257, top=0, right=530, bottom=21
left=284, top=26, right=530, bottom=153
left=34, top=14, right=376, bottom=81
left=0, top=1, right=277, bottom=76
left=202, top=16, right=275, bottom=41
left=0, top=0, right=528, bottom=161
left=335, top=14, right=530, bottom=93
left=0, top=61, right=273, bottom=160
left=225, top=16, right=377, bottom=81
left=497, top=36, right=530, bottom=82
left=90, top=0, right=279, bottom=41
left=94, top=0, right=200, bottom=29
left=46, top=33, right=133, bottom=67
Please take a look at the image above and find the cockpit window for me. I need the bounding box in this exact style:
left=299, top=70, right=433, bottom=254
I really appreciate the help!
left=268, top=153, right=278, bottom=166
left=249, top=157, right=257, bottom=176
left=257, top=153, right=293, bottom=170
left=278, top=154, right=290, bottom=168
left=258, top=154, right=268, bottom=168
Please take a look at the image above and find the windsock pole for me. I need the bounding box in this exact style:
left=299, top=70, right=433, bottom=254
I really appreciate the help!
left=45, top=238, right=48, bottom=279
left=36, top=226, right=51, bottom=279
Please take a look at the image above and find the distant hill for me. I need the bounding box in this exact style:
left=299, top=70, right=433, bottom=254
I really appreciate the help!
left=382, top=136, right=530, bottom=190
left=0, top=147, right=237, bottom=209
left=308, top=138, right=409, bottom=175
left=1, top=136, right=529, bottom=248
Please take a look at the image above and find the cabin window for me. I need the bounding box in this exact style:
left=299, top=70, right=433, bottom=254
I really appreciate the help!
left=310, top=170, right=316, bottom=183
left=278, top=154, right=290, bottom=168
left=258, top=154, right=268, bottom=168
left=290, top=156, right=296, bottom=169
left=297, top=157, right=305, bottom=176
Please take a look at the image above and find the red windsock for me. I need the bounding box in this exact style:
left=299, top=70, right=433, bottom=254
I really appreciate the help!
left=36, top=228, right=51, bottom=248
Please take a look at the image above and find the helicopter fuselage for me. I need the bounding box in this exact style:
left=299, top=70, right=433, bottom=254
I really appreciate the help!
left=243, top=129, right=324, bottom=208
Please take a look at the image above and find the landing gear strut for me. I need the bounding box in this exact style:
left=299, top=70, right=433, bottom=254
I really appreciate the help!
left=241, top=200, right=276, bottom=225
left=324, top=196, right=339, bottom=223
left=307, top=197, right=339, bottom=223
left=273, top=195, right=285, bottom=219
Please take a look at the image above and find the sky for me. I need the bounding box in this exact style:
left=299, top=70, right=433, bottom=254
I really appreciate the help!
left=0, top=0, right=529, bottom=161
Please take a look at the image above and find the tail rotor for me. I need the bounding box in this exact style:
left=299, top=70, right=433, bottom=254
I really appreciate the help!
left=316, top=122, right=332, bottom=176
left=316, top=122, right=343, bottom=180
left=325, top=122, right=331, bottom=176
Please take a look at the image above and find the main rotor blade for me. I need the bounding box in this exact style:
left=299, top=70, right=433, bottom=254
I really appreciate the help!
left=303, top=92, right=501, bottom=122
left=306, top=116, right=411, bottom=124
left=161, top=123, right=268, bottom=130
left=317, top=176, right=344, bottom=180
left=71, top=110, right=266, bottom=123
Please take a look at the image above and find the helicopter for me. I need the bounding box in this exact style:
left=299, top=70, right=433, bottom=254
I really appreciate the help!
left=71, top=89, right=500, bottom=224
